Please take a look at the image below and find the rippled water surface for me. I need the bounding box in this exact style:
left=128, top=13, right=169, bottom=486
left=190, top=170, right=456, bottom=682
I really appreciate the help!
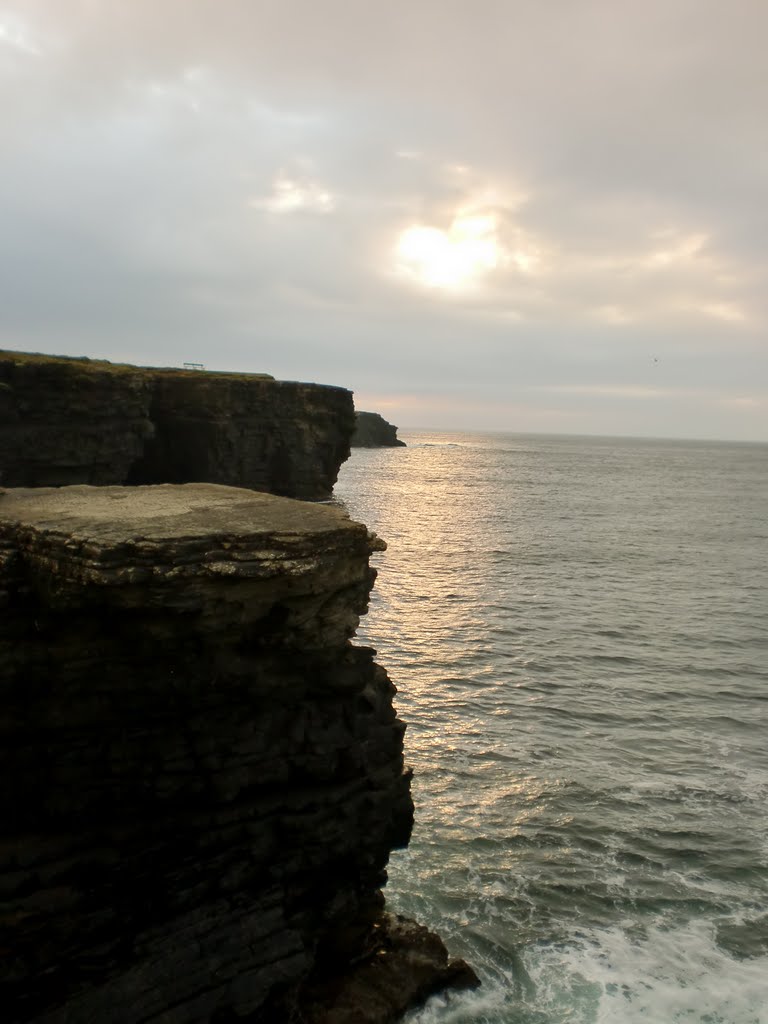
left=334, top=432, right=768, bottom=1024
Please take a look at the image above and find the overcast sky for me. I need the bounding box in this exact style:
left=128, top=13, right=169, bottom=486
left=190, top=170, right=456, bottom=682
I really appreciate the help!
left=2, top=1, right=767, bottom=439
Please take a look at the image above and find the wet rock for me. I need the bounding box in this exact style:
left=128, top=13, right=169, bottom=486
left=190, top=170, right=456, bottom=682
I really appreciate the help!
left=299, top=912, right=480, bottom=1023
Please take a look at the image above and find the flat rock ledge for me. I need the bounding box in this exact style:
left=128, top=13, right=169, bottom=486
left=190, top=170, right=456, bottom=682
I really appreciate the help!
left=0, top=484, right=380, bottom=646
left=0, top=484, right=474, bottom=1023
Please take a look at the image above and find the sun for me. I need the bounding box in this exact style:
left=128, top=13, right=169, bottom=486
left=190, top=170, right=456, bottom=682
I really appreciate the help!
left=396, top=213, right=501, bottom=289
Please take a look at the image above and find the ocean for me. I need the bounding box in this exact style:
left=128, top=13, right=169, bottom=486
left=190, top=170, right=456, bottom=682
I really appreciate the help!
left=333, top=431, right=768, bottom=1024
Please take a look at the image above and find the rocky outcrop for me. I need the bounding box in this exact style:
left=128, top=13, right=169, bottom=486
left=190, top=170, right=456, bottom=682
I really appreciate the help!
left=0, top=351, right=354, bottom=499
left=350, top=413, right=406, bottom=449
left=0, top=484, right=476, bottom=1022
left=301, top=913, right=478, bottom=1023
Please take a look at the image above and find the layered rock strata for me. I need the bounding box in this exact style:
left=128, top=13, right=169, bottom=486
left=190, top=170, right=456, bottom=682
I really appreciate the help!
left=0, top=484, right=474, bottom=1022
left=350, top=413, right=406, bottom=449
left=0, top=351, right=354, bottom=499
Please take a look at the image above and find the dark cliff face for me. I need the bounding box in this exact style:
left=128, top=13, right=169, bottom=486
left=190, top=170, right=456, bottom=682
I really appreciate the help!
left=0, top=354, right=153, bottom=487
left=0, top=486, right=413, bottom=1022
left=0, top=359, right=478, bottom=1020
left=351, top=411, right=406, bottom=448
left=0, top=351, right=354, bottom=499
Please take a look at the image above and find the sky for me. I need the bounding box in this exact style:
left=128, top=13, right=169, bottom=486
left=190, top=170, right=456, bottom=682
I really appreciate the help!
left=1, top=1, right=767, bottom=440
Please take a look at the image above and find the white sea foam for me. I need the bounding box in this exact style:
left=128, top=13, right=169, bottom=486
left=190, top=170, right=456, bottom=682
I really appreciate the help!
left=406, top=922, right=768, bottom=1024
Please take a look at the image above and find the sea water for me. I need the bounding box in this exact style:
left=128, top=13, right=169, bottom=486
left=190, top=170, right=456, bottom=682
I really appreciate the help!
left=333, top=432, right=768, bottom=1024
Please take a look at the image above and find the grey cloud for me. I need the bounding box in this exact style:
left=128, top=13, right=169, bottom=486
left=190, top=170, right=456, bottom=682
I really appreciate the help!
left=1, top=0, right=767, bottom=439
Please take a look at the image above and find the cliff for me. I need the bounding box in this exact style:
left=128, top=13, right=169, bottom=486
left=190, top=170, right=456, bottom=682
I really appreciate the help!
left=0, top=351, right=354, bottom=500
left=0, top=484, right=476, bottom=1022
left=350, top=413, right=406, bottom=449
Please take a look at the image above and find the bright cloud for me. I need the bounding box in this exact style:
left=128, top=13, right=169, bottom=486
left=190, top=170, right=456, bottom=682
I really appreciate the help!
left=534, top=384, right=679, bottom=399
left=250, top=176, right=335, bottom=214
left=696, top=301, right=747, bottom=323
left=396, top=220, right=497, bottom=289
left=396, top=209, right=516, bottom=289
left=0, top=12, right=40, bottom=55
left=593, top=305, right=634, bottom=325
left=644, top=230, right=709, bottom=267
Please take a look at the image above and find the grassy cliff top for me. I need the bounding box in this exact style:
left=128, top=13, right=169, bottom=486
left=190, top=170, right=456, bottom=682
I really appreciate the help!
left=0, top=349, right=275, bottom=381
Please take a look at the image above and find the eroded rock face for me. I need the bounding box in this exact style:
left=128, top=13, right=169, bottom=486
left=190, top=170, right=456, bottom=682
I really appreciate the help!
left=0, top=485, right=414, bottom=1023
left=0, top=352, right=354, bottom=499
left=125, top=373, right=354, bottom=500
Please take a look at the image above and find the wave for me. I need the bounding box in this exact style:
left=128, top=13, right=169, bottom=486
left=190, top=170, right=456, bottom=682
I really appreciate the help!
left=403, top=920, right=768, bottom=1023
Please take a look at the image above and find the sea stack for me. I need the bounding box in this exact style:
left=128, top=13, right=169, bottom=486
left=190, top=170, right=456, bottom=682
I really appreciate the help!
left=350, top=411, right=407, bottom=448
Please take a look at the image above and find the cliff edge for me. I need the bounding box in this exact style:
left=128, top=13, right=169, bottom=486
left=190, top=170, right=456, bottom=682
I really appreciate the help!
left=0, top=484, right=476, bottom=1022
left=0, top=351, right=354, bottom=499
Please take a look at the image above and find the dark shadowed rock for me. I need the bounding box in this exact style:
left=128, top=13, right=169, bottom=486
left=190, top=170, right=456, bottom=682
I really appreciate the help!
left=299, top=912, right=480, bottom=1023
left=0, top=351, right=354, bottom=499
left=351, top=412, right=406, bottom=448
left=0, top=484, right=474, bottom=1023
